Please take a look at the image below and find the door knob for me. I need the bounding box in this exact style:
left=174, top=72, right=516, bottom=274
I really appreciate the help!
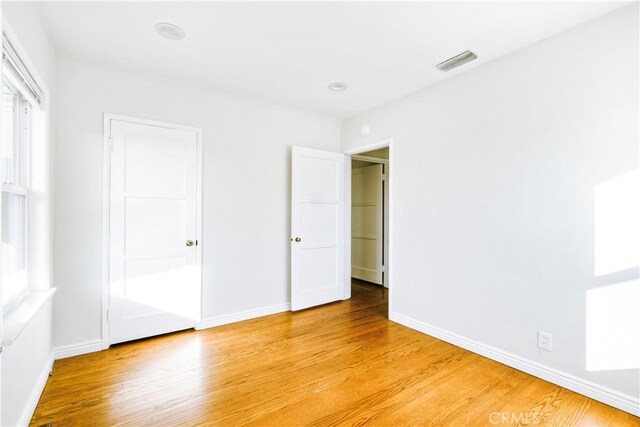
left=186, top=240, right=194, bottom=247
left=294, top=237, right=301, bottom=242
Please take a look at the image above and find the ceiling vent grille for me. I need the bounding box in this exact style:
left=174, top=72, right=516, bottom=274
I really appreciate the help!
left=436, top=50, right=478, bottom=72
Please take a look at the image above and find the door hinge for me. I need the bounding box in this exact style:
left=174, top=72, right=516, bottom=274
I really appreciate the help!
left=107, top=137, right=113, bottom=152
left=106, top=308, right=111, bottom=323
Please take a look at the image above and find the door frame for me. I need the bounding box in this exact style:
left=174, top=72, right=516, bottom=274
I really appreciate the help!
left=101, top=113, right=203, bottom=349
left=344, top=139, right=393, bottom=314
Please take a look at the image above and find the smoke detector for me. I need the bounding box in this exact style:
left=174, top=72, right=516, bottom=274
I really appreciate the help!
left=328, top=82, right=348, bottom=92
left=155, top=23, right=186, bottom=40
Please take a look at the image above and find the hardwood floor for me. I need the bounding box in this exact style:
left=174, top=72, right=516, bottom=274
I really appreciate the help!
left=32, top=280, right=637, bottom=426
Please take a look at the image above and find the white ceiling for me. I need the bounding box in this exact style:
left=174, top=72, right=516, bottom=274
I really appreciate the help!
left=39, top=1, right=630, bottom=118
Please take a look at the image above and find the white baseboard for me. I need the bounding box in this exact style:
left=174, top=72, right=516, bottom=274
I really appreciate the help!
left=352, top=267, right=379, bottom=284
left=196, top=302, right=291, bottom=330
left=54, top=339, right=103, bottom=360
left=389, top=312, right=640, bottom=417
left=54, top=304, right=291, bottom=358
left=17, top=352, right=54, bottom=427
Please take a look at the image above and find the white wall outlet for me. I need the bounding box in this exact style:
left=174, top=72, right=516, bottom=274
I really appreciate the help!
left=538, top=330, right=552, bottom=351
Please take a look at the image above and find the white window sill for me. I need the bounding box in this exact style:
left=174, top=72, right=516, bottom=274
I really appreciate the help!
left=1, top=288, right=56, bottom=350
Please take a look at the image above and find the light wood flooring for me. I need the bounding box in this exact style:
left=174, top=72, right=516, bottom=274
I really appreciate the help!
left=31, top=280, right=638, bottom=426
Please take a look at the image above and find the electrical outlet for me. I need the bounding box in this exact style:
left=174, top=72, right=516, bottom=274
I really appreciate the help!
left=538, top=330, right=552, bottom=351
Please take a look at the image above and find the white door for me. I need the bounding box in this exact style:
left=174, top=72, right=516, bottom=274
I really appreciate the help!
left=291, top=146, right=346, bottom=311
left=351, top=164, right=383, bottom=284
left=108, top=118, right=201, bottom=345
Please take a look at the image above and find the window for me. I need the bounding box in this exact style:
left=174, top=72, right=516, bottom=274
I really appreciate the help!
left=1, top=81, right=30, bottom=307
left=1, top=30, right=43, bottom=310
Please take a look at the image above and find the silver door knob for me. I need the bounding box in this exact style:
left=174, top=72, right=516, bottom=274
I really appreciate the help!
left=294, top=237, right=301, bottom=242
left=186, top=240, right=194, bottom=247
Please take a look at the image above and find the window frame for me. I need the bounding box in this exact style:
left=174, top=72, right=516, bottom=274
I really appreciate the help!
left=1, top=79, right=31, bottom=311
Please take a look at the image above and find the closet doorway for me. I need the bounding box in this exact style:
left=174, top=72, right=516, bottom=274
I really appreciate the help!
left=351, top=147, right=389, bottom=289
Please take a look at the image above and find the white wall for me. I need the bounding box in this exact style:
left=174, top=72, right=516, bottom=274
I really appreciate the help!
left=1, top=2, right=56, bottom=426
left=343, top=4, right=639, bottom=405
left=1, top=304, right=53, bottom=426
left=53, top=55, right=341, bottom=347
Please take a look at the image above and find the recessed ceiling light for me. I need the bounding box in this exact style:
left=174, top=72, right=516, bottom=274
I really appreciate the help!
left=328, top=82, right=348, bottom=92
left=154, top=23, right=186, bottom=40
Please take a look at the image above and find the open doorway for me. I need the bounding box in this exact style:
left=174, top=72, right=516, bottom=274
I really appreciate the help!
left=350, top=146, right=390, bottom=312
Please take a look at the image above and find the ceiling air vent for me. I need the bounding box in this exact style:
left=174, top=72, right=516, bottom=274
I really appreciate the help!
left=436, top=50, right=478, bottom=72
